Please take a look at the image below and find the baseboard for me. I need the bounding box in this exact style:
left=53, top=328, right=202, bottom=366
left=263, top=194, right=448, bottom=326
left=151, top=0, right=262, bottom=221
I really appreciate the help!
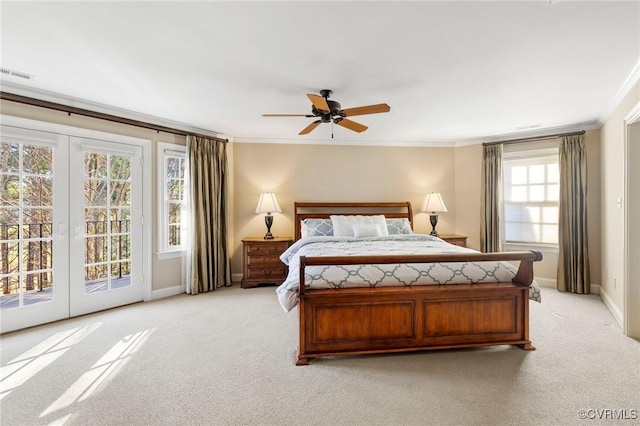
left=599, top=287, right=624, bottom=328
left=535, top=277, right=556, bottom=288
left=232, top=273, right=243, bottom=284
left=151, top=285, right=183, bottom=300
left=534, top=278, right=601, bottom=295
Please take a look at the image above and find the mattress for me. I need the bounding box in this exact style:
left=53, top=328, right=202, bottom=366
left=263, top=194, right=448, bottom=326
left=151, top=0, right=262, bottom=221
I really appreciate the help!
left=276, top=234, right=542, bottom=312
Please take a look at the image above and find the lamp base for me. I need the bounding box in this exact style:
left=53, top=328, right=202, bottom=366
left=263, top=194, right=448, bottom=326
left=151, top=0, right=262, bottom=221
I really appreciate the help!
left=429, top=214, right=439, bottom=237
left=264, top=214, right=274, bottom=239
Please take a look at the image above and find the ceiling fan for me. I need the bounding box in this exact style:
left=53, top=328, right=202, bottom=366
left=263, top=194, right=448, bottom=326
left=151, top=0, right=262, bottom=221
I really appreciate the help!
left=262, top=89, right=391, bottom=136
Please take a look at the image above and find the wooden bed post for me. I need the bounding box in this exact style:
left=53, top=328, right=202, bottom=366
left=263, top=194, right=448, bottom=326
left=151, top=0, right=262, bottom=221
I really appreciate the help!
left=296, top=256, right=310, bottom=365
left=298, top=256, right=306, bottom=296
left=512, top=251, right=543, bottom=286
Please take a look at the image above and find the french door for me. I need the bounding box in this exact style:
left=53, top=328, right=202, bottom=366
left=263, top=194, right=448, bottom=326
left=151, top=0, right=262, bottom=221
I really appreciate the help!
left=0, top=128, right=69, bottom=332
left=69, top=137, right=144, bottom=317
left=1, top=124, right=146, bottom=333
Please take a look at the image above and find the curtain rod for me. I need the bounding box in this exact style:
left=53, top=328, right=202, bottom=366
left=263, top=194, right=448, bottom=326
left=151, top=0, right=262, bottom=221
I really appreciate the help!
left=0, top=91, right=227, bottom=142
left=482, top=130, right=585, bottom=146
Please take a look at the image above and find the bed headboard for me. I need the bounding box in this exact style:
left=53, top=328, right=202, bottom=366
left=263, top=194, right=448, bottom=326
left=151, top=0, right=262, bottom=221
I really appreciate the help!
left=294, top=201, right=413, bottom=240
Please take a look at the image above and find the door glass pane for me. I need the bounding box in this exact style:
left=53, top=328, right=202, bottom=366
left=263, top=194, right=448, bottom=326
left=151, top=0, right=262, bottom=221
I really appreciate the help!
left=85, top=152, right=107, bottom=179
left=85, top=264, right=108, bottom=293
left=1, top=143, right=20, bottom=172
left=110, top=261, right=131, bottom=289
left=22, top=240, right=52, bottom=274
left=85, top=208, right=108, bottom=235
left=110, top=182, right=131, bottom=206
left=83, top=151, right=132, bottom=293
left=85, top=180, right=108, bottom=206
left=1, top=242, right=19, bottom=274
left=23, top=176, right=53, bottom=206
left=0, top=175, right=20, bottom=206
left=23, top=145, right=53, bottom=175
left=1, top=142, right=54, bottom=309
left=23, top=209, right=53, bottom=240
left=110, top=155, right=131, bottom=180
left=1, top=208, right=20, bottom=240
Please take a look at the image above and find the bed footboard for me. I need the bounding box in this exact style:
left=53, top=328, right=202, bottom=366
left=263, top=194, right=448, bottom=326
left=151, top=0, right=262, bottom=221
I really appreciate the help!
left=295, top=251, right=541, bottom=365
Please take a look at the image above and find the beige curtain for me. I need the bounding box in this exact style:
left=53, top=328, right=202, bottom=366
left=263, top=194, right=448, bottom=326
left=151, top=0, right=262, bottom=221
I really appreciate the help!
left=557, top=134, right=590, bottom=293
left=186, top=136, right=231, bottom=294
left=481, top=144, right=503, bottom=252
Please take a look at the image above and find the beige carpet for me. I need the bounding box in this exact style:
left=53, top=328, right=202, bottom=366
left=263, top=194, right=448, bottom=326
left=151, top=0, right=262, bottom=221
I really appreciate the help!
left=1, top=286, right=638, bottom=426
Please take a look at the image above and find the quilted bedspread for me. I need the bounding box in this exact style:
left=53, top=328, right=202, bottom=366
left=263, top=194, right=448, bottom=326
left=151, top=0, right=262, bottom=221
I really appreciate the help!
left=275, top=234, right=541, bottom=312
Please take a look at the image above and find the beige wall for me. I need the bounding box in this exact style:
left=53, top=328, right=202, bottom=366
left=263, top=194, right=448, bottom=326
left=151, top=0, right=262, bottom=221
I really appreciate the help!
left=232, top=143, right=456, bottom=273
left=584, top=129, right=602, bottom=289
left=1, top=100, right=186, bottom=292
left=453, top=144, right=482, bottom=250
left=600, top=80, right=640, bottom=313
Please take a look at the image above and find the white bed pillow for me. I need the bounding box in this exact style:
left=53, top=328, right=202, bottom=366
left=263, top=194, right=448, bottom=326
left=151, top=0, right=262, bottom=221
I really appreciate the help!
left=330, top=215, right=389, bottom=237
left=352, top=223, right=384, bottom=238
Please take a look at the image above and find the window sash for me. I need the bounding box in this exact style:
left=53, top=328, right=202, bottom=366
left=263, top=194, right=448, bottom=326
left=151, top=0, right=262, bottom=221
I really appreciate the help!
left=157, top=143, right=186, bottom=255
left=503, top=148, right=559, bottom=245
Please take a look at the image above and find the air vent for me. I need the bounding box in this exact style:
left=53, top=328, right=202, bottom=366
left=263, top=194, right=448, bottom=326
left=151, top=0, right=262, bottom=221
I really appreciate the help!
left=0, top=68, right=35, bottom=81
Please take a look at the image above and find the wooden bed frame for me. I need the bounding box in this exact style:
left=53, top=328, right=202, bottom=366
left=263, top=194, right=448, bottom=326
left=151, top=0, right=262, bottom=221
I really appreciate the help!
left=293, top=201, right=542, bottom=365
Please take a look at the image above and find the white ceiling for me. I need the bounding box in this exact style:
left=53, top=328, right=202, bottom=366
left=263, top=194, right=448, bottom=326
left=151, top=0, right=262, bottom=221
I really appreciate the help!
left=1, top=1, right=639, bottom=146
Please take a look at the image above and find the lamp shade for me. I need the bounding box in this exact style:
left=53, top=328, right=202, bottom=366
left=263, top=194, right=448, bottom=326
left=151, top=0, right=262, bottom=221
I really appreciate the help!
left=421, top=192, right=448, bottom=213
left=255, top=192, right=282, bottom=214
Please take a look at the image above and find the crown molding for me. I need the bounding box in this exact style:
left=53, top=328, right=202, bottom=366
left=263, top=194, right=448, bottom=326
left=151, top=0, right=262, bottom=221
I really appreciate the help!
left=465, top=121, right=601, bottom=146
left=600, top=59, right=640, bottom=125
left=232, top=120, right=601, bottom=148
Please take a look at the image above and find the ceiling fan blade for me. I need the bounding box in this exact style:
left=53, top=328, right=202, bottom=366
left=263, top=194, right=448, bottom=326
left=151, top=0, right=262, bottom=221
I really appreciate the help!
left=307, top=94, right=330, bottom=112
left=299, top=120, right=322, bottom=135
left=334, top=118, right=368, bottom=133
left=341, top=103, right=391, bottom=117
left=262, top=114, right=314, bottom=117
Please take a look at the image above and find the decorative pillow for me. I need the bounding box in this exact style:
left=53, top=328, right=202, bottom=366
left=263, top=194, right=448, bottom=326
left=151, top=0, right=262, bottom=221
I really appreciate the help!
left=330, top=215, right=389, bottom=237
left=386, top=218, right=413, bottom=235
left=352, top=223, right=384, bottom=238
left=301, top=218, right=334, bottom=238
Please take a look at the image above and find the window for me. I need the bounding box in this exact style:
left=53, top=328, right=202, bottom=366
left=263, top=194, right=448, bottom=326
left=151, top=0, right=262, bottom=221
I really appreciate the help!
left=503, top=146, right=559, bottom=246
left=157, top=143, right=186, bottom=258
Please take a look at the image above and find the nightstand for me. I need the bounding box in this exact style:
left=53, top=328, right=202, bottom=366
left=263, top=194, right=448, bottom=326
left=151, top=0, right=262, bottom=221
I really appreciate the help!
left=439, top=234, right=468, bottom=247
left=241, top=237, right=293, bottom=288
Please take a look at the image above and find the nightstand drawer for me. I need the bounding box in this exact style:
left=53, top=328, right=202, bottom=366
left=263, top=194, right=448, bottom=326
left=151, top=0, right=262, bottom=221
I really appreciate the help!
left=246, top=266, right=287, bottom=280
left=247, top=254, right=281, bottom=265
left=247, top=243, right=289, bottom=254
left=439, top=234, right=468, bottom=248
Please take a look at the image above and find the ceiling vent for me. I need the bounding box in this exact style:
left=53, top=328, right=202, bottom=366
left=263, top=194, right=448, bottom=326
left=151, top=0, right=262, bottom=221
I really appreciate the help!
left=0, top=68, right=35, bottom=81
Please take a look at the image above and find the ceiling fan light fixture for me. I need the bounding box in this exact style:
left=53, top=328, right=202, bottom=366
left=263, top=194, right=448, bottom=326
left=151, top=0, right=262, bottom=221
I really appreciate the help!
left=264, top=89, right=390, bottom=136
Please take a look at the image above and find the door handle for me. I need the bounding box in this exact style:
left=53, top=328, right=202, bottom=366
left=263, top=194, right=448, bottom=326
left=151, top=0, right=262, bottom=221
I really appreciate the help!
left=73, top=222, right=83, bottom=239
left=56, top=222, right=66, bottom=240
